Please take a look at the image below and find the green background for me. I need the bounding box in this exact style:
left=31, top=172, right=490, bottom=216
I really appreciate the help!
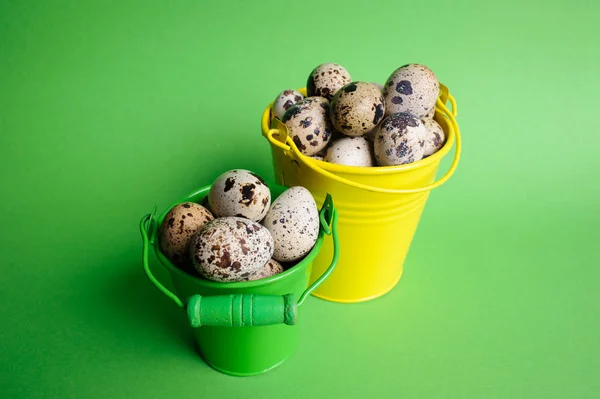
left=1, top=0, right=598, bottom=398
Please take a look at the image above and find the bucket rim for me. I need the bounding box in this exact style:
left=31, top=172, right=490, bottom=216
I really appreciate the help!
left=151, top=184, right=326, bottom=292
left=261, top=85, right=456, bottom=176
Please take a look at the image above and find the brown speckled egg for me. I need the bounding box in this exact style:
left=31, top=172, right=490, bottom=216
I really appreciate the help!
left=307, top=63, right=352, bottom=100
left=282, top=97, right=334, bottom=156
left=247, top=259, right=284, bottom=281
left=383, top=64, right=439, bottom=118
left=374, top=113, right=427, bottom=166
left=208, top=170, right=271, bottom=222
left=191, top=217, right=274, bottom=282
left=330, top=82, right=385, bottom=137
left=273, top=89, right=304, bottom=120
left=422, top=118, right=446, bottom=157
left=325, top=136, right=374, bottom=167
left=262, top=187, right=319, bottom=262
left=159, top=202, right=214, bottom=268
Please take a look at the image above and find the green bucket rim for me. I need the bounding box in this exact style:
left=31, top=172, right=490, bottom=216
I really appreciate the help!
left=148, top=184, right=330, bottom=294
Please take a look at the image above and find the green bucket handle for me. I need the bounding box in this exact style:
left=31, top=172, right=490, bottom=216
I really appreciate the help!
left=140, top=194, right=339, bottom=328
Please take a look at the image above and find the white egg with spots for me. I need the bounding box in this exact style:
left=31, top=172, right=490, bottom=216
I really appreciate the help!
left=374, top=113, right=427, bottom=166
left=330, top=82, right=385, bottom=137
left=208, top=169, right=271, bottom=222
left=191, top=217, right=274, bottom=282
left=307, top=63, right=352, bottom=100
left=282, top=97, right=334, bottom=156
left=159, top=202, right=214, bottom=268
left=262, top=187, right=320, bottom=263
left=325, top=136, right=374, bottom=167
left=422, top=118, right=446, bottom=157
left=383, top=64, right=439, bottom=119
left=273, top=90, right=304, bottom=120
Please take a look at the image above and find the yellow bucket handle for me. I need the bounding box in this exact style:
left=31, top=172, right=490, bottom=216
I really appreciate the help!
left=263, top=85, right=461, bottom=195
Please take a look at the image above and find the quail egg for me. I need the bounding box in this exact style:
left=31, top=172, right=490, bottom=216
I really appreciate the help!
left=159, top=202, right=214, bottom=268
left=307, top=63, right=352, bottom=100
left=330, top=82, right=385, bottom=137
left=374, top=113, right=427, bottom=166
left=191, top=217, right=274, bottom=282
left=325, top=136, right=374, bottom=167
left=273, top=89, right=304, bottom=120
left=282, top=97, right=334, bottom=156
left=262, top=186, right=319, bottom=262
left=383, top=64, right=439, bottom=119
left=208, top=169, right=271, bottom=222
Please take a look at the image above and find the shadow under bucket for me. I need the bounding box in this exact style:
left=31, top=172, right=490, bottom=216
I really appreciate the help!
left=140, top=185, right=339, bottom=376
left=261, top=84, right=461, bottom=303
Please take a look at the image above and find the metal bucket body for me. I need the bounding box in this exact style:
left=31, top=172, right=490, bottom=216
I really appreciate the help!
left=262, top=86, right=461, bottom=303
left=141, top=185, right=338, bottom=376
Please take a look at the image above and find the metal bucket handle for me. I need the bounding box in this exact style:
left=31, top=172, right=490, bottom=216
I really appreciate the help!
left=139, top=194, right=339, bottom=328
left=262, top=83, right=462, bottom=195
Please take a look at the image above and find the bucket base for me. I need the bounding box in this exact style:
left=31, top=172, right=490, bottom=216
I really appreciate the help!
left=195, top=339, right=292, bottom=376
left=311, top=270, right=403, bottom=304
left=201, top=354, right=291, bottom=377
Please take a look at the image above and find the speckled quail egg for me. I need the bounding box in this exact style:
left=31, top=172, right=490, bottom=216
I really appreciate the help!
left=383, top=64, right=439, bottom=119
left=282, top=97, right=334, bottom=156
left=208, top=169, right=271, bottom=222
left=191, top=217, right=274, bottom=282
left=374, top=113, right=427, bottom=166
left=159, top=202, right=214, bottom=268
left=422, top=118, right=446, bottom=157
left=330, top=82, right=385, bottom=137
left=311, top=155, right=325, bottom=161
left=262, top=187, right=319, bottom=263
left=247, top=259, right=285, bottom=281
left=325, top=136, right=374, bottom=167
left=307, top=63, right=352, bottom=100
left=273, top=90, right=304, bottom=120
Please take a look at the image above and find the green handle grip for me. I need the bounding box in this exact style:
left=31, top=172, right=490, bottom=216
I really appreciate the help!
left=187, top=293, right=297, bottom=327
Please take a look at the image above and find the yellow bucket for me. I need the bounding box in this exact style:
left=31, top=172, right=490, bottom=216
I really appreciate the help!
left=261, top=84, right=461, bottom=303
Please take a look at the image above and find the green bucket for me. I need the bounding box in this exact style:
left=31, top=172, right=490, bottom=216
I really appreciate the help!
left=139, top=184, right=339, bottom=376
